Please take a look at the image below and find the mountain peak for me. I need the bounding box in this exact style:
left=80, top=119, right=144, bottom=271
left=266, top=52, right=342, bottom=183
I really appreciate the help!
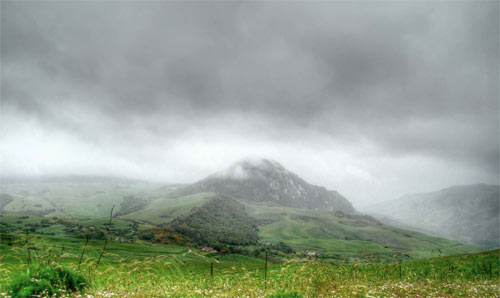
left=190, top=158, right=356, bottom=213
left=237, top=157, right=284, bottom=169
left=214, top=158, right=287, bottom=180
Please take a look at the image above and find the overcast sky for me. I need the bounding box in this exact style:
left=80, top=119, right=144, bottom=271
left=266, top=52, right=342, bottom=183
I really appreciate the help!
left=1, top=1, right=498, bottom=206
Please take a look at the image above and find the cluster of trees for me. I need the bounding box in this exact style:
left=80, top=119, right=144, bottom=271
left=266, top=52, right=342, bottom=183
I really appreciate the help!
left=137, top=227, right=192, bottom=245
left=268, top=241, right=296, bottom=254
left=230, top=241, right=296, bottom=259
left=115, top=195, right=149, bottom=216
left=170, top=196, right=259, bottom=247
left=0, top=221, right=14, bottom=234
left=0, top=216, right=59, bottom=234
left=0, top=215, right=141, bottom=241
left=64, top=221, right=139, bottom=240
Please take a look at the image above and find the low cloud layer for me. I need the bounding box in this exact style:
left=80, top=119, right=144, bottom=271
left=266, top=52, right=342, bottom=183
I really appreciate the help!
left=1, top=1, right=498, bottom=205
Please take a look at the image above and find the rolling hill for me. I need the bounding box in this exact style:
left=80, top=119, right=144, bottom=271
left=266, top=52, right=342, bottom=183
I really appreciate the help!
left=365, top=184, right=500, bottom=249
left=0, top=161, right=483, bottom=260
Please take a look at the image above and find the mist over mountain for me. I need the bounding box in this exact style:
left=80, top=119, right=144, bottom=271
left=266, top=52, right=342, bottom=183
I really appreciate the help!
left=366, top=184, right=500, bottom=249
left=0, top=175, right=142, bottom=185
left=178, top=158, right=355, bottom=214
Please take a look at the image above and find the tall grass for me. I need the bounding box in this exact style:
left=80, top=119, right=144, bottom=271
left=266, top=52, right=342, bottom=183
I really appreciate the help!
left=1, top=232, right=498, bottom=297
left=9, top=264, right=85, bottom=298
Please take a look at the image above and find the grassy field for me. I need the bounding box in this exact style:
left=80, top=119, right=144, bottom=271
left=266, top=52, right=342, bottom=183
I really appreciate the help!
left=0, top=233, right=498, bottom=297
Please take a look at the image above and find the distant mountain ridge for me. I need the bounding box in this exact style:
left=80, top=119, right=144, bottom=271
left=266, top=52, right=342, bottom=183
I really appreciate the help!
left=0, top=175, right=141, bottom=184
left=367, top=184, right=500, bottom=249
left=178, top=158, right=356, bottom=214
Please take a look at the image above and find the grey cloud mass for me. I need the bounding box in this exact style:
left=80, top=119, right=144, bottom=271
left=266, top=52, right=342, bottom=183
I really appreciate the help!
left=1, top=1, right=498, bottom=205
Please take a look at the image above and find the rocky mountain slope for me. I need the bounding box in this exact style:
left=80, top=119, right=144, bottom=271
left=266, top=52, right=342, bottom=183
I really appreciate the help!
left=179, top=159, right=355, bottom=214
left=367, top=184, right=499, bottom=248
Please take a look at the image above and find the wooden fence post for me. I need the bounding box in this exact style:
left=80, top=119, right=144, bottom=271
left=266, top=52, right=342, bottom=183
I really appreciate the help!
left=57, top=245, right=65, bottom=263
left=264, top=251, right=268, bottom=281
left=25, top=229, right=31, bottom=265
left=78, top=234, right=89, bottom=270
left=96, top=205, right=115, bottom=269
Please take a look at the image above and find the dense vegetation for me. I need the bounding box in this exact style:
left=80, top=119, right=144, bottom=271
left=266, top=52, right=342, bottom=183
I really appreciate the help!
left=171, top=196, right=260, bottom=247
left=8, top=265, right=86, bottom=298
left=115, top=195, right=150, bottom=216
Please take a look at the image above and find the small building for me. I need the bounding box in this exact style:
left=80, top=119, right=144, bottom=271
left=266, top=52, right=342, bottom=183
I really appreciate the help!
left=306, top=251, right=318, bottom=257
left=202, top=247, right=217, bottom=253
left=115, top=237, right=133, bottom=243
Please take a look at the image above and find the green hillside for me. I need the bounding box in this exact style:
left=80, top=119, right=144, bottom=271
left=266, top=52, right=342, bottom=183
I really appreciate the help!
left=0, top=181, right=169, bottom=219
left=0, top=180, right=480, bottom=262
left=122, top=192, right=214, bottom=224
left=247, top=204, right=476, bottom=259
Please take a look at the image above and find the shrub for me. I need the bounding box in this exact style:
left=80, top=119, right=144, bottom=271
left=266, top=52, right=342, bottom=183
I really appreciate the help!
left=9, top=265, right=86, bottom=298
left=268, top=291, right=303, bottom=298
left=139, top=231, right=154, bottom=241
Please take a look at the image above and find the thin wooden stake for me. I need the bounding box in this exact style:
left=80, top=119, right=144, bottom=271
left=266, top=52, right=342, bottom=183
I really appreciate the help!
left=210, top=262, right=213, bottom=277
left=57, top=245, right=65, bottom=263
left=264, top=251, right=268, bottom=281
left=25, top=229, right=31, bottom=265
left=78, top=234, right=89, bottom=270
left=96, top=204, right=115, bottom=269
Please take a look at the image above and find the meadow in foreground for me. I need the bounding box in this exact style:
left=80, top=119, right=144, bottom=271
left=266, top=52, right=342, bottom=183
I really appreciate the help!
left=0, top=234, right=498, bottom=298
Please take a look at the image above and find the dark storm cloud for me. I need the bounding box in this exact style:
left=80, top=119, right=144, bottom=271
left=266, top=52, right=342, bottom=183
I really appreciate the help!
left=1, top=1, right=498, bottom=202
